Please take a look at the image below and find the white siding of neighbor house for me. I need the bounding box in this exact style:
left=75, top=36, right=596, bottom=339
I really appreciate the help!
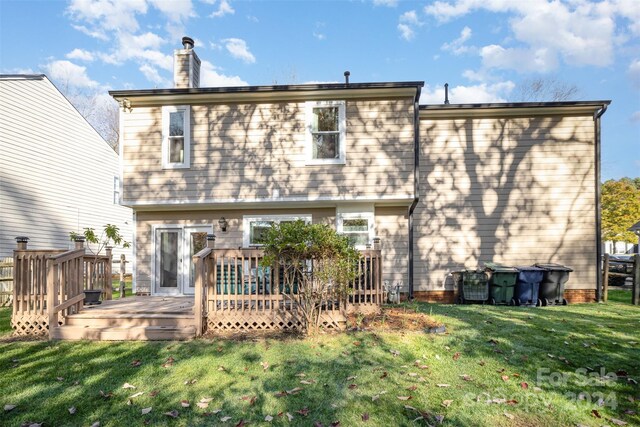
left=0, top=75, right=132, bottom=265
left=415, top=113, right=597, bottom=292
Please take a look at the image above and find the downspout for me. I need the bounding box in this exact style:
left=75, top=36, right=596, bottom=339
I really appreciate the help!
left=408, top=86, right=422, bottom=301
left=594, top=104, right=607, bottom=302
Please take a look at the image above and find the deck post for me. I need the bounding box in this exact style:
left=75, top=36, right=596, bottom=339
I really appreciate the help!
left=602, top=254, right=609, bottom=302
left=47, top=257, right=56, bottom=338
left=105, top=247, right=113, bottom=300
left=119, top=254, right=127, bottom=298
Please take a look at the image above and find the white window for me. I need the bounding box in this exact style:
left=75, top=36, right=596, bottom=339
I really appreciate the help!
left=242, top=214, right=312, bottom=247
left=337, top=211, right=375, bottom=249
left=113, top=176, right=120, bottom=204
left=162, top=105, right=190, bottom=169
left=305, top=100, right=346, bottom=165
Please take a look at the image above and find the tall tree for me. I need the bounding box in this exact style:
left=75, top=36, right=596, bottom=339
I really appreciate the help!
left=511, top=77, right=580, bottom=102
left=601, top=178, right=640, bottom=243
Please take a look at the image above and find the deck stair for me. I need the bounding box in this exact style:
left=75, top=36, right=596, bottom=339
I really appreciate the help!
left=50, top=297, right=196, bottom=341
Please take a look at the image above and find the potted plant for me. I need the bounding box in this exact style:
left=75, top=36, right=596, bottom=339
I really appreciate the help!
left=70, top=224, right=130, bottom=305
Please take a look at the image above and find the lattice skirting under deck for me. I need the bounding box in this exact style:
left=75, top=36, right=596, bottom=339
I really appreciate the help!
left=207, top=310, right=346, bottom=332
left=11, top=314, right=49, bottom=336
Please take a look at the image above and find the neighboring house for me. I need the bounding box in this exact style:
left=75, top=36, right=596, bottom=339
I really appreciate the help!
left=627, top=221, right=640, bottom=254
left=0, top=74, right=132, bottom=265
left=603, top=240, right=637, bottom=255
left=110, top=37, right=609, bottom=302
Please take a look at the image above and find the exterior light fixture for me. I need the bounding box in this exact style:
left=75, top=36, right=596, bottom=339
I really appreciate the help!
left=218, top=217, right=228, bottom=232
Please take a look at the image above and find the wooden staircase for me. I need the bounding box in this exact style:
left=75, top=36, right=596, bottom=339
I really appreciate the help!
left=50, top=297, right=196, bottom=341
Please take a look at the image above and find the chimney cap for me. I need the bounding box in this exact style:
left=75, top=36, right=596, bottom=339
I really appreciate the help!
left=182, top=36, right=195, bottom=50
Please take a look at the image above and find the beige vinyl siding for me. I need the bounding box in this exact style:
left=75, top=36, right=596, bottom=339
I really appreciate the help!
left=121, top=98, right=415, bottom=203
left=375, top=207, right=408, bottom=289
left=0, top=76, right=132, bottom=265
left=134, top=208, right=335, bottom=294
left=415, top=114, right=596, bottom=291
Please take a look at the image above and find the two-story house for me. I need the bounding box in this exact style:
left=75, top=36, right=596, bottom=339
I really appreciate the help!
left=110, top=37, right=609, bottom=304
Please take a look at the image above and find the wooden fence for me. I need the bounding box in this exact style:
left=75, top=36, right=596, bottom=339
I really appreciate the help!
left=0, top=257, right=13, bottom=307
left=602, top=253, right=640, bottom=305
left=11, top=238, right=113, bottom=336
left=193, top=245, right=384, bottom=335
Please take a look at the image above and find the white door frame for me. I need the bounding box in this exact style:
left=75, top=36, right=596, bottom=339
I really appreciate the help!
left=182, top=225, right=211, bottom=296
left=152, top=224, right=212, bottom=296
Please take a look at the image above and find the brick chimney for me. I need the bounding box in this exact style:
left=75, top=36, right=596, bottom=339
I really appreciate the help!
left=174, top=36, right=201, bottom=88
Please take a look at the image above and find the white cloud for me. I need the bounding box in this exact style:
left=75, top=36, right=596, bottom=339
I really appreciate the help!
left=420, top=81, right=515, bottom=104
left=222, top=38, right=255, bottom=64
left=148, top=0, right=195, bottom=23
left=313, top=32, right=326, bottom=40
left=210, top=0, right=234, bottom=18
left=139, top=63, right=167, bottom=85
left=397, top=10, right=423, bottom=41
left=66, top=48, right=95, bottom=62
left=398, top=24, right=415, bottom=41
left=441, top=26, right=473, bottom=55
left=247, top=15, right=259, bottom=23
left=425, top=0, right=624, bottom=70
left=67, top=0, right=148, bottom=33
left=200, top=60, right=247, bottom=87
left=480, top=44, right=558, bottom=73
left=46, top=60, right=99, bottom=89
left=71, top=24, right=109, bottom=41
left=628, top=59, right=640, bottom=89
left=373, top=0, right=398, bottom=6
left=630, top=111, right=640, bottom=123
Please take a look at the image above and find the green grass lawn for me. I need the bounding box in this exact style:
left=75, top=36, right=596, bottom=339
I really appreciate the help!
left=1, top=300, right=638, bottom=427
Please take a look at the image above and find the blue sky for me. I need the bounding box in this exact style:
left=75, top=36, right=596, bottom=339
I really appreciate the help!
left=1, top=0, right=638, bottom=180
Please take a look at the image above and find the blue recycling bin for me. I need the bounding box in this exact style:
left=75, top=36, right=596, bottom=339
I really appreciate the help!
left=514, top=266, right=545, bottom=307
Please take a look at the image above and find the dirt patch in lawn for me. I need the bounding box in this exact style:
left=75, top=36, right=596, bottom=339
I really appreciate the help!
left=348, top=306, right=444, bottom=332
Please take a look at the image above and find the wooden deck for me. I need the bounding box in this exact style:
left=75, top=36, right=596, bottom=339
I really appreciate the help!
left=52, top=297, right=196, bottom=341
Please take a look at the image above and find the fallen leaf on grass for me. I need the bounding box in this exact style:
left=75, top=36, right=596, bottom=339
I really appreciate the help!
left=122, top=383, right=136, bottom=389
left=241, top=395, right=256, bottom=406
left=441, top=400, right=453, bottom=408
left=346, top=375, right=357, bottom=381
left=265, top=415, right=273, bottom=422
left=218, top=365, right=227, bottom=372
left=501, top=375, right=510, bottom=381
left=521, top=382, right=529, bottom=389
left=361, top=413, right=369, bottom=421
left=286, top=413, right=294, bottom=421
left=130, top=392, right=144, bottom=398
left=184, top=379, right=197, bottom=385
left=200, top=397, right=213, bottom=403
left=68, top=406, right=76, bottom=415
left=296, top=408, right=310, bottom=416
left=141, top=407, right=152, bottom=415
left=99, top=390, right=113, bottom=399
left=287, top=387, right=303, bottom=395
left=235, top=420, right=248, bottom=427
left=503, top=412, right=514, bottom=420
left=406, top=385, right=418, bottom=391
left=220, top=416, right=232, bottom=422
left=460, top=374, right=472, bottom=381
left=390, top=349, right=400, bottom=357
left=56, top=377, right=64, bottom=381
left=149, top=390, right=159, bottom=397
left=453, top=352, right=461, bottom=361
left=295, top=373, right=306, bottom=377
left=610, top=418, right=627, bottom=426
left=4, top=404, right=16, bottom=412
left=181, top=400, right=190, bottom=407
left=380, top=372, right=388, bottom=379
left=348, top=384, right=358, bottom=390
left=164, top=410, right=179, bottom=418
left=162, top=357, right=175, bottom=368
left=591, top=409, right=601, bottom=418
left=397, top=396, right=412, bottom=401
left=131, top=359, right=142, bottom=367
left=437, top=384, right=450, bottom=388
left=300, top=380, right=316, bottom=385
left=90, top=422, right=100, bottom=427
left=260, top=361, right=269, bottom=371
left=197, top=402, right=209, bottom=409
left=478, top=360, right=486, bottom=366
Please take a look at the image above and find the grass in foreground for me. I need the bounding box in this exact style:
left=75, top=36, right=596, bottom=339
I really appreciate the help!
left=0, top=300, right=638, bottom=427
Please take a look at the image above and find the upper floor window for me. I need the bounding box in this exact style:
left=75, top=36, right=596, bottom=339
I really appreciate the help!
left=162, top=105, right=190, bottom=169
left=305, top=100, right=346, bottom=165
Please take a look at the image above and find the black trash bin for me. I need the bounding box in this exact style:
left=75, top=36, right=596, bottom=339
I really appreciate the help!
left=534, top=263, right=573, bottom=306
left=483, top=263, right=518, bottom=305
left=452, top=269, right=489, bottom=304
left=514, top=266, right=545, bottom=307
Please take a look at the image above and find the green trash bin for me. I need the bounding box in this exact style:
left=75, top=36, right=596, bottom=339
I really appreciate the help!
left=484, top=262, right=518, bottom=305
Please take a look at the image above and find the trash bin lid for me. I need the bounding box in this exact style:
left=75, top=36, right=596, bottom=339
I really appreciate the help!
left=534, top=263, right=573, bottom=272
left=483, top=262, right=518, bottom=273
left=515, top=266, right=545, bottom=272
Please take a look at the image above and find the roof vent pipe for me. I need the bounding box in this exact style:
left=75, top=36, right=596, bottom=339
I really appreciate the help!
left=182, top=36, right=194, bottom=50
left=444, top=83, right=450, bottom=105
left=344, top=71, right=350, bottom=85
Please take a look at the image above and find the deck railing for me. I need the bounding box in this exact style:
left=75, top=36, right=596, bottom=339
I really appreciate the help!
left=11, top=237, right=113, bottom=337
left=193, top=237, right=383, bottom=335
